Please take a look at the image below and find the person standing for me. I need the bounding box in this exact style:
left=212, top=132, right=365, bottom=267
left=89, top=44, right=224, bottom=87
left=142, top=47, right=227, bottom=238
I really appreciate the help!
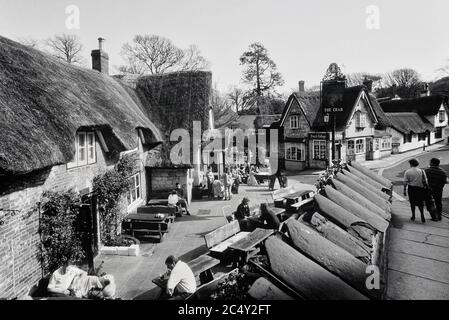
left=221, top=168, right=232, bottom=200
left=403, top=158, right=427, bottom=223
left=425, top=158, right=448, bottom=221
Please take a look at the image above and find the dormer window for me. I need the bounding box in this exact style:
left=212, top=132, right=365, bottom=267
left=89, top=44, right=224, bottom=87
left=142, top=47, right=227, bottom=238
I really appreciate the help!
left=67, top=131, right=96, bottom=169
left=439, top=110, right=446, bottom=123
left=355, top=112, right=366, bottom=128
left=290, top=115, right=299, bottom=129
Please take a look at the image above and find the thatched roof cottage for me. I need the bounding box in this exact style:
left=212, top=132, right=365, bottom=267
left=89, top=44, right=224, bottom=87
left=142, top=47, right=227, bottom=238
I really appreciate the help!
left=0, top=35, right=212, bottom=299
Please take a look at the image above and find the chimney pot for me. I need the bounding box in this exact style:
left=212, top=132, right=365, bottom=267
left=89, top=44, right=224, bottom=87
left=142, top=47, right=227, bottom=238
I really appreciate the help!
left=298, top=81, right=305, bottom=92
left=91, top=37, right=109, bottom=75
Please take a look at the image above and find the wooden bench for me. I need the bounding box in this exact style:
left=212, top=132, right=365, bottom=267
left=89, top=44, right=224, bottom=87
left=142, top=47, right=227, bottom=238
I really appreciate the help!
left=204, top=220, right=250, bottom=260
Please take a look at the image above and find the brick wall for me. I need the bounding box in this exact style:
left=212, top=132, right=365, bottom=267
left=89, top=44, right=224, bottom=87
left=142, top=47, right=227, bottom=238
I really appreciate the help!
left=148, top=168, right=193, bottom=204
left=0, top=140, right=118, bottom=299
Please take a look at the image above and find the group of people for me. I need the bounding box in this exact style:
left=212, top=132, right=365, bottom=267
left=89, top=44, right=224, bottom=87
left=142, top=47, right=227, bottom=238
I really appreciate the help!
left=46, top=260, right=116, bottom=299
left=403, top=158, right=448, bottom=223
left=167, top=182, right=190, bottom=215
left=234, top=197, right=281, bottom=232
left=203, top=166, right=243, bottom=200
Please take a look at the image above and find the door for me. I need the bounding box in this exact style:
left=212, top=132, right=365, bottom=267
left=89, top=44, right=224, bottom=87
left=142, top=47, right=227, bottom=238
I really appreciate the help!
left=75, top=194, right=98, bottom=274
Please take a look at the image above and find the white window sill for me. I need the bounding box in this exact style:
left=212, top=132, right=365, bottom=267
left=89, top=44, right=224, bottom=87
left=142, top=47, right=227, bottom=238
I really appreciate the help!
left=127, top=198, right=144, bottom=213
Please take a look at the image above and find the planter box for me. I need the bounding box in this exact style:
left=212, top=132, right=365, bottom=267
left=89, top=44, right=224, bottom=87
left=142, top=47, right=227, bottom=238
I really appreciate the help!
left=100, top=244, right=140, bottom=257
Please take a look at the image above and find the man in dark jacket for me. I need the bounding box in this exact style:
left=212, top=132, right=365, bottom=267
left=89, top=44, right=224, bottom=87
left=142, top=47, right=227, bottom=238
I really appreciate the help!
left=425, top=158, right=448, bottom=221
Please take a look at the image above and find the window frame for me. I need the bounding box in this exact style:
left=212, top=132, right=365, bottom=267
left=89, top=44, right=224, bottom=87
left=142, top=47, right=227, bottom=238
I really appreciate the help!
left=355, top=139, right=365, bottom=154
left=374, top=138, right=380, bottom=151
left=285, top=143, right=305, bottom=162
left=127, top=173, right=141, bottom=206
left=438, top=110, right=445, bottom=123
left=289, top=115, right=299, bottom=129
left=435, top=127, right=443, bottom=139
left=381, top=138, right=391, bottom=150
left=313, top=140, right=327, bottom=160
left=67, top=131, right=97, bottom=169
left=347, top=140, right=355, bottom=155
left=355, top=111, right=367, bottom=128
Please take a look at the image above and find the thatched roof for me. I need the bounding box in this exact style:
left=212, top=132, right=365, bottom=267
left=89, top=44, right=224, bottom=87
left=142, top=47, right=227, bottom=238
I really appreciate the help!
left=135, top=71, right=212, bottom=167
left=0, top=36, right=162, bottom=175
left=385, top=112, right=434, bottom=134
left=380, top=95, right=448, bottom=116
left=254, top=114, right=281, bottom=129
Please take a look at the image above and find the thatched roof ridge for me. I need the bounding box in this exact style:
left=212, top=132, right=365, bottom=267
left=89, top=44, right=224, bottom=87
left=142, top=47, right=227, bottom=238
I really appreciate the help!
left=385, top=112, right=434, bottom=134
left=0, top=36, right=162, bottom=175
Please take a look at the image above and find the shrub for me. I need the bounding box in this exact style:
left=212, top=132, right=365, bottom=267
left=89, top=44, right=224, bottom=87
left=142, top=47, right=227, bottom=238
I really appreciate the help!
left=39, top=190, right=85, bottom=274
left=93, top=155, right=136, bottom=246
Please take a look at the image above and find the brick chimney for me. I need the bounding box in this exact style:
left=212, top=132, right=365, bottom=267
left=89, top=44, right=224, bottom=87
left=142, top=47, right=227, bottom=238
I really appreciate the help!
left=298, top=80, right=305, bottom=92
left=363, top=77, right=373, bottom=92
left=91, top=37, right=109, bottom=75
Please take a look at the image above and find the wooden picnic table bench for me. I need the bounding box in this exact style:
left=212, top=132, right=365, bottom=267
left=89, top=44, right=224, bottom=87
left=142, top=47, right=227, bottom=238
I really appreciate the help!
left=152, top=254, right=221, bottom=296
left=204, top=220, right=250, bottom=261
left=147, top=199, right=169, bottom=206
left=229, top=228, right=275, bottom=264
left=122, top=213, right=171, bottom=242
left=137, top=205, right=177, bottom=222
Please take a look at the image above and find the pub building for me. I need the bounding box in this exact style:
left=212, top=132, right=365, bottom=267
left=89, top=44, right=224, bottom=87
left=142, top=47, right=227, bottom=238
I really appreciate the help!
left=277, top=63, right=392, bottom=171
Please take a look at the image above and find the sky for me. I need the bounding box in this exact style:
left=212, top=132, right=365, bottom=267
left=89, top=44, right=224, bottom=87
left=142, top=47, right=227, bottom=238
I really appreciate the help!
left=1, top=0, right=449, bottom=94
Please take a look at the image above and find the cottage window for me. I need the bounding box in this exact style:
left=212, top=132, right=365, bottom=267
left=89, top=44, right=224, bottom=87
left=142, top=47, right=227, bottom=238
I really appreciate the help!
left=347, top=140, right=355, bottom=155
left=313, top=140, right=327, bottom=160
left=355, top=139, right=365, bottom=154
left=67, top=131, right=96, bottom=169
left=381, top=138, right=391, bottom=150
left=355, top=112, right=366, bottom=128
left=418, top=133, right=427, bottom=141
left=404, top=133, right=412, bottom=143
left=439, top=110, right=446, bottom=122
left=435, top=127, right=443, bottom=139
left=290, top=116, right=299, bottom=129
left=127, top=173, right=141, bottom=205
left=285, top=143, right=305, bottom=161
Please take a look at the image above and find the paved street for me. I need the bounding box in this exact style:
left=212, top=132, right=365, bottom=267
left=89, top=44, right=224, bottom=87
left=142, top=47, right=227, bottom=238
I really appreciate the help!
left=96, top=177, right=313, bottom=300
left=95, top=145, right=449, bottom=300
left=380, top=145, right=449, bottom=299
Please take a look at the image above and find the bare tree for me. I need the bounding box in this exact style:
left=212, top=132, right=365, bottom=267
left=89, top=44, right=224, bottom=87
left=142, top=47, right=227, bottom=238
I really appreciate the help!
left=240, top=42, right=284, bottom=97
left=211, top=86, right=238, bottom=128
left=46, top=33, right=84, bottom=65
left=227, top=86, right=256, bottom=114
left=120, top=34, right=209, bottom=75
left=346, top=72, right=382, bottom=87
left=375, top=68, right=422, bottom=98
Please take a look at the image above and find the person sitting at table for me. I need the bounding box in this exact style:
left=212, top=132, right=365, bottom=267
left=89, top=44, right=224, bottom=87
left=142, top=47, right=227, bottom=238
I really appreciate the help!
left=47, top=260, right=87, bottom=297
left=258, top=203, right=281, bottom=230
left=162, top=255, right=196, bottom=300
left=175, top=183, right=191, bottom=216
left=168, top=190, right=181, bottom=216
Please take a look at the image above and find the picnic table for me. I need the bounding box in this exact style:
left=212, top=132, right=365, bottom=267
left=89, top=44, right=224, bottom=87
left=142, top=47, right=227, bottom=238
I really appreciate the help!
left=152, top=255, right=220, bottom=298
left=147, top=199, right=169, bottom=206
left=122, top=213, right=171, bottom=241
left=229, top=228, right=275, bottom=264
